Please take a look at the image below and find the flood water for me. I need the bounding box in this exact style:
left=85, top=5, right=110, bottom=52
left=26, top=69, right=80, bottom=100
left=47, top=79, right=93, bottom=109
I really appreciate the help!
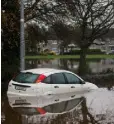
left=2, top=88, right=114, bottom=124
left=25, top=58, right=114, bottom=74
left=1, top=58, right=114, bottom=124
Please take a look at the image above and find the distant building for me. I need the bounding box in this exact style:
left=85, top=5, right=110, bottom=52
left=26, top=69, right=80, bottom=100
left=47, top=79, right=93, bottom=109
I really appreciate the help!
left=44, top=40, right=60, bottom=54
left=90, top=38, right=114, bottom=54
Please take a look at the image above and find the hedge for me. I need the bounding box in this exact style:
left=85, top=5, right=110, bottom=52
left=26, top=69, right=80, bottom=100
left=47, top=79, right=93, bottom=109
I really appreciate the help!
left=63, top=49, right=105, bottom=55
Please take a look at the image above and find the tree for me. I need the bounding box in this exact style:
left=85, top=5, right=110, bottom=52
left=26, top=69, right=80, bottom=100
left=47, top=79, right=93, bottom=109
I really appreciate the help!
left=52, top=21, right=74, bottom=54
left=2, top=0, right=20, bottom=58
left=25, top=23, right=48, bottom=54
left=1, top=0, right=56, bottom=83
left=56, top=0, right=114, bottom=75
left=1, top=0, right=20, bottom=82
left=24, top=0, right=67, bottom=24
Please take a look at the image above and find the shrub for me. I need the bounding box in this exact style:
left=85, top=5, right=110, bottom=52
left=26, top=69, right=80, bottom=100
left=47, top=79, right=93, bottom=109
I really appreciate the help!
left=63, top=49, right=105, bottom=55
left=48, top=51, right=57, bottom=55
left=87, top=49, right=105, bottom=54
left=40, top=49, right=57, bottom=55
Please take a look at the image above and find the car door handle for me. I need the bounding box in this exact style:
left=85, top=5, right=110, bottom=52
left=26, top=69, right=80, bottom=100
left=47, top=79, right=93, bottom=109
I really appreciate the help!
left=55, top=99, right=59, bottom=102
left=71, top=95, right=75, bottom=98
left=54, top=86, right=59, bottom=88
left=71, top=86, right=75, bottom=88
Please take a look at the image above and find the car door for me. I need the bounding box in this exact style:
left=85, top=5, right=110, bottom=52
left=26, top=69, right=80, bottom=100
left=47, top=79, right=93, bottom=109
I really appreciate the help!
left=63, top=72, right=87, bottom=93
left=41, top=76, right=53, bottom=96
left=51, top=73, right=70, bottom=94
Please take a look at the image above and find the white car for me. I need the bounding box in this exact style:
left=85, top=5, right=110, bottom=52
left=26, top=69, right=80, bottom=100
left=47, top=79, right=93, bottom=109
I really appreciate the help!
left=7, top=68, right=98, bottom=96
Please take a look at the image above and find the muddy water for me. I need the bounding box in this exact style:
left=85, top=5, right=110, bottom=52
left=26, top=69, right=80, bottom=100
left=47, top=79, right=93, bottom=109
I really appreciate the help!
left=1, top=87, right=114, bottom=124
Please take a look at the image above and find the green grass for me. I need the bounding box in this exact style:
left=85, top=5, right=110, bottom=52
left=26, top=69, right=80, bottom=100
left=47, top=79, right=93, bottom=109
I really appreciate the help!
left=25, top=54, right=114, bottom=59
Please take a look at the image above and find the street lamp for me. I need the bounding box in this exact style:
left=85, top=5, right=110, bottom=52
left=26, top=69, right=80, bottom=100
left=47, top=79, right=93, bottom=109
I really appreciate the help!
left=20, top=0, right=25, bottom=71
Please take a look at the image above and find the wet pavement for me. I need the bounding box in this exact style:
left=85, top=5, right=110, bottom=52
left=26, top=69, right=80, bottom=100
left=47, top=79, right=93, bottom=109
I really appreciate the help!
left=1, top=87, right=114, bottom=124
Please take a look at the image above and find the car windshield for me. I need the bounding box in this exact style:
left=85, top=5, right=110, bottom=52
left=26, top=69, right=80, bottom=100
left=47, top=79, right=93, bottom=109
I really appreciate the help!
left=13, top=72, right=39, bottom=83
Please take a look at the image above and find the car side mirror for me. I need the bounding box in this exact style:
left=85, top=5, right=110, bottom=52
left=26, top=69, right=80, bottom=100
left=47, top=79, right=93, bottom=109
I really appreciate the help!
left=81, top=80, right=85, bottom=84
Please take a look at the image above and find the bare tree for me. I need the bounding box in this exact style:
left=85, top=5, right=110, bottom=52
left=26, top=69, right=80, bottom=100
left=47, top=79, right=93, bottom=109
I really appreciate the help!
left=24, top=0, right=114, bottom=75
left=56, top=0, right=114, bottom=75
left=24, top=0, right=69, bottom=54
left=52, top=21, right=74, bottom=54
left=25, top=23, right=48, bottom=54
left=24, top=0, right=67, bottom=24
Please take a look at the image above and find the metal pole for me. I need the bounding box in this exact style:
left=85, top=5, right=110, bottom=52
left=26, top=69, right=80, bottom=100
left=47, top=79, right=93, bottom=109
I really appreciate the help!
left=20, top=0, right=25, bottom=71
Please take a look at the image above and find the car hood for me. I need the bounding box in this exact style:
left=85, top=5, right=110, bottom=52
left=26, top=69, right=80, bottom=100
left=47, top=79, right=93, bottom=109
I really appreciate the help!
left=86, top=82, right=98, bottom=90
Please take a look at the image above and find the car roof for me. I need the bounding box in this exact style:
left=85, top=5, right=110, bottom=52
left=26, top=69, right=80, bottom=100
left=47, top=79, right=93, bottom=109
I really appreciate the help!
left=22, top=68, right=72, bottom=75
left=22, top=68, right=58, bottom=74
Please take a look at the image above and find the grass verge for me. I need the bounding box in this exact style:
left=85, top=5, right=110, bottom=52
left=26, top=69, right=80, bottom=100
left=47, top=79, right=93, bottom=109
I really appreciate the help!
left=25, top=54, right=114, bottom=59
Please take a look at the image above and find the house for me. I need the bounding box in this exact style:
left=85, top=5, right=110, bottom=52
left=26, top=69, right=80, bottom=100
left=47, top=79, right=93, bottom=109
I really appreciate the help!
left=44, top=40, right=60, bottom=54
left=90, top=38, right=114, bottom=54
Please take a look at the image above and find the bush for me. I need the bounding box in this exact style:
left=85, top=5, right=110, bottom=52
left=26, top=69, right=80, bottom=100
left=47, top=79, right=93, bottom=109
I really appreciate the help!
left=48, top=51, right=57, bottom=55
left=63, top=49, right=105, bottom=55
left=87, top=49, right=105, bottom=54
left=40, top=49, right=57, bottom=55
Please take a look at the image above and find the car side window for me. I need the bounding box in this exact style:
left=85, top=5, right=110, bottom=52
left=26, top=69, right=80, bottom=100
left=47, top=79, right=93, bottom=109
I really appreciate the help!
left=64, top=73, right=81, bottom=84
left=43, top=76, right=51, bottom=84
left=51, top=73, right=66, bottom=84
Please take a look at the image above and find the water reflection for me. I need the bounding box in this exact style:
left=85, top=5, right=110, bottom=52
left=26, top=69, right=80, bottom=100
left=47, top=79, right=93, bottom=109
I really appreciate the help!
left=25, top=58, right=114, bottom=74
left=2, top=88, right=114, bottom=124
left=8, top=92, right=85, bottom=109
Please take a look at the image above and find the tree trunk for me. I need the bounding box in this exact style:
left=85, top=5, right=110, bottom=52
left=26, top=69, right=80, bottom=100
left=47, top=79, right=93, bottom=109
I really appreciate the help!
left=60, top=46, right=64, bottom=55
left=78, top=48, right=88, bottom=76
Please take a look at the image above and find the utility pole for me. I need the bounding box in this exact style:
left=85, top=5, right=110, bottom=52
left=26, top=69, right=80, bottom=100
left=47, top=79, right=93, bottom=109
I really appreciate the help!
left=20, top=0, right=25, bottom=71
